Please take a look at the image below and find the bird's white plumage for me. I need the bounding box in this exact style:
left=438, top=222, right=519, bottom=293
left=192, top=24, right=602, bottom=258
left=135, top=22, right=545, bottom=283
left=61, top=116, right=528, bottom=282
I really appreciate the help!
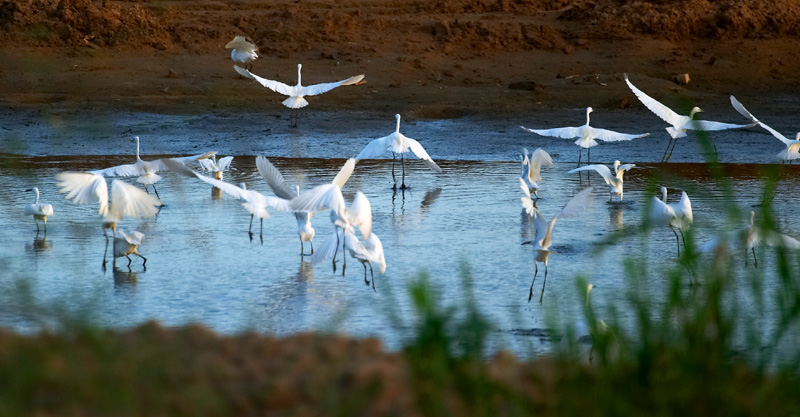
left=235, top=64, right=364, bottom=109
left=521, top=107, right=649, bottom=149
left=355, top=114, right=442, bottom=173
left=255, top=156, right=317, bottom=249
left=730, top=95, right=800, bottom=161
left=568, top=161, right=634, bottom=201
left=701, top=211, right=800, bottom=254
left=56, top=172, right=160, bottom=220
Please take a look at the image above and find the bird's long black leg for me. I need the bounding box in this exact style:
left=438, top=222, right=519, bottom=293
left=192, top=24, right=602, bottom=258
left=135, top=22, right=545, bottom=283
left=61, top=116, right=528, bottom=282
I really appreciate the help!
left=587, top=146, right=591, bottom=166
left=342, top=238, right=347, bottom=277
left=661, top=138, right=673, bottom=162
left=744, top=247, right=749, bottom=267
left=577, top=148, right=582, bottom=167
left=142, top=184, right=149, bottom=194
left=332, top=228, right=339, bottom=273
left=539, top=264, right=549, bottom=303
left=666, top=138, right=680, bottom=162
left=391, top=152, right=397, bottom=188
left=152, top=184, right=162, bottom=201
left=752, top=247, right=758, bottom=268
left=310, top=241, right=314, bottom=255
left=248, top=215, right=254, bottom=240
left=138, top=253, right=147, bottom=268
left=363, top=263, right=369, bottom=286
left=300, top=239, right=304, bottom=257
left=260, top=218, right=264, bottom=244
left=369, top=263, right=375, bottom=291
left=126, top=255, right=132, bottom=268
left=401, top=154, right=407, bottom=189
left=103, top=232, right=109, bottom=266
left=528, top=263, right=538, bottom=303
left=671, top=226, right=681, bottom=257
left=679, top=229, right=688, bottom=254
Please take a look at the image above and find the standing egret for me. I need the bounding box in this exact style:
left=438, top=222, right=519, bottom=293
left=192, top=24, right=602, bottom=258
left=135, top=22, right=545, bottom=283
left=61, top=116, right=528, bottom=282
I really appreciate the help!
left=24, top=187, right=54, bottom=233
left=624, top=74, right=755, bottom=162
left=312, top=229, right=386, bottom=290
left=522, top=187, right=594, bottom=303
left=520, top=107, right=649, bottom=167
left=91, top=136, right=217, bottom=201
left=234, top=64, right=365, bottom=127
left=163, top=159, right=289, bottom=241
left=109, top=229, right=147, bottom=269
left=56, top=172, right=161, bottom=267
left=730, top=95, right=800, bottom=163
left=355, top=114, right=442, bottom=189
left=225, top=36, right=258, bottom=71
left=568, top=161, right=635, bottom=202
left=647, top=186, right=693, bottom=256
left=519, top=147, right=554, bottom=198
left=700, top=211, right=800, bottom=268
left=255, top=156, right=315, bottom=255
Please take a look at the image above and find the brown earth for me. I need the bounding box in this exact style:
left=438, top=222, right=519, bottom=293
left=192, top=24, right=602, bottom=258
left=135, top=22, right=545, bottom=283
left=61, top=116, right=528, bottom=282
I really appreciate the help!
left=0, top=0, right=799, bottom=119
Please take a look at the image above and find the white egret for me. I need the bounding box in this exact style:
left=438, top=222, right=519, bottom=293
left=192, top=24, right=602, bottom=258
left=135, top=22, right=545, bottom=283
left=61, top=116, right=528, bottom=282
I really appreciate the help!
left=255, top=156, right=315, bottom=255
left=162, top=158, right=289, bottom=241
left=647, top=186, right=693, bottom=256
left=312, top=229, right=386, bottom=290
left=624, top=74, right=755, bottom=162
left=519, top=178, right=537, bottom=218
left=355, top=114, right=441, bottom=189
left=56, top=172, right=161, bottom=267
left=234, top=64, right=365, bottom=127
left=520, top=107, right=649, bottom=167
left=522, top=187, right=594, bottom=303
left=700, top=211, right=800, bottom=268
left=519, top=147, right=553, bottom=197
left=225, top=36, right=258, bottom=71
left=568, top=161, right=635, bottom=202
left=91, top=136, right=217, bottom=201
left=730, top=95, right=800, bottom=163
left=198, top=155, right=234, bottom=180
left=24, top=187, right=54, bottom=233
left=109, top=229, right=147, bottom=268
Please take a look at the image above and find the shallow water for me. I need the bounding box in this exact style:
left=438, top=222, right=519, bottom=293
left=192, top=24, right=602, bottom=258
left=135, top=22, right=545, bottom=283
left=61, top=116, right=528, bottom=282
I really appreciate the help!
left=2, top=113, right=800, bottom=354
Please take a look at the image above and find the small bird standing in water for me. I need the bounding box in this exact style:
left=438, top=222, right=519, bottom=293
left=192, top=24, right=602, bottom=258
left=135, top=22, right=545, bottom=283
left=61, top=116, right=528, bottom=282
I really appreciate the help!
left=24, top=187, right=54, bottom=233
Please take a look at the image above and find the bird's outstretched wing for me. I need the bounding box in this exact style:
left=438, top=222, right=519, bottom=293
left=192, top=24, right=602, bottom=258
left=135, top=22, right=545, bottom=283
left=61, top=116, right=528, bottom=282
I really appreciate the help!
left=690, top=120, right=754, bottom=132
left=355, top=135, right=393, bottom=160
left=521, top=125, right=582, bottom=139
left=528, top=148, right=553, bottom=182
left=217, top=156, right=234, bottom=172
left=108, top=180, right=161, bottom=220
left=256, top=156, right=295, bottom=200
left=406, top=138, right=442, bottom=172
left=730, top=95, right=793, bottom=146
left=348, top=191, right=372, bottom=241
left=198, top=159, right=216, bottom=172
left=310, top=229, right=345, bottom=265
left=624, top=73, right=684, bottom=127
left=617, top=163, right=636, bottom=174
left=591, top=127, right=650, bottom=142
left=519, top=178, right=535, bottom=217
left=235, top=66, right=294, bottom=96
left=56, top=172, right=109, bottom=215
left=568, top=164, right=614, bottom=183
left=332, top=158, right=356, bottom=189
left=289, top=183, right=346, bottom=216
left=225, top=36, right=257, bottom=53
left=531, top=207, right=549, bottom=246
left=302, top=74, right=365, bottom=97
left=126, top=231, right=146, bottom=246
left=558, top=187, right=594, bottom=219
left=90, top=163, right=143, bottom=178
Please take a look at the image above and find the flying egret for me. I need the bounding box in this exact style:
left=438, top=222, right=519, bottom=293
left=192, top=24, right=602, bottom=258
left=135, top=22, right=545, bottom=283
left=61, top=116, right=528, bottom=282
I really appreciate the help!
left=163, top=159, right=289, bottom=241
left=24, top=187, right=54, bottom=233
left=647, top=186, right=693, bottom=256
left=109, top=229, right=147, bottom=268
left=234, top=64, right=365, bottom=127
left=624, top=74, right=755, bottom=162
left=255, top=156, right=315, bottom=255
left=198, top=155, right=234, bottom=180
left=522, top=187, right=594, bottom=303
left=520, top=107, right=649, bottom=167
left=519, top=147, right=554, bottom=198
left=355, top=114, right=441, bottom=189
left=519, top=178, right=537, bottom=218
left=568, top=161, right=635, bottom=202
left=56, top=172, right=161, bottom=267
left=91, top=136, right=217, bottom=201
left=225, top=36, right=258, bottom=71
left=730, top=95, right=800, bottom=163
left=312, top=229, right=386, bottom=290
left=700, top=211, right=800, bottom=268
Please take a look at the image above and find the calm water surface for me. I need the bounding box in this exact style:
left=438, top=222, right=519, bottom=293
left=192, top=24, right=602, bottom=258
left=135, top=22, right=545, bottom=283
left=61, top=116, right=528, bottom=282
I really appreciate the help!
left=2, top=113, right=800, bottom=354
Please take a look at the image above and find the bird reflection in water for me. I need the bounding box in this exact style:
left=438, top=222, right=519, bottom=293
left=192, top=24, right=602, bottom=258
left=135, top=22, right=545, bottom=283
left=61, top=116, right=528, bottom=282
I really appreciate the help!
left=608, top=204, right=624, bottom=230
left=112, top=267, right=138, bottom=288
left=520, top=198, right=538, bottom=240
left=211, top=186, right=224, bottom=200
left=295, top=259, right=314, bottom=284
left=25, top=233, right=53, bottom=261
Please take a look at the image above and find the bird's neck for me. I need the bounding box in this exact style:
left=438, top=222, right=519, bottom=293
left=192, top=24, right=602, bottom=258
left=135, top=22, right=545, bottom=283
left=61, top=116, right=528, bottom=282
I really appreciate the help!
left=33, top=188, right=39, bottom=204
left=395, top=117, right=401, bottom=133
left=296, top=66, right=302, bottom=86
left=135, top=137, right=141, bottom=160
left=585, top=109, right=591, bottom=126
left=661, top=188, right=668, bottom=202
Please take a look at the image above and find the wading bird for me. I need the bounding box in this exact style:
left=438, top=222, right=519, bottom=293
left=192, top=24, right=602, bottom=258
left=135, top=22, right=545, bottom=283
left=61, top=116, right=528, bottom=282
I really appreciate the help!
left=730, top=95, right=800, bottom=163
left=91, top=136, right=216, bottom=201
left=522, top=187, right=594, bottom=303
left=225, top=36, right=258, bottom=71
left=234, top=64, right=365, bottom=127
left=109, top=229, right=147, bottom=269
left=56, top=172, right=161, bottom=267
left=199, top=155, right=234, bottom=180
left=519, top=147, right=553, bottom=198
left=700, top=211, right=800, bottom=268
left=312, top=229, right=386, bottom=290
left=568, top=161, right=635, bottom=202
left=355, top=114, right=441, bottom=189
left=255, top=156, right=315, bottom=255
left=24, top=187, right=54, bottom=233
left=624, top=74, right=755, bottom=162
left=647, top=186, right=693, bottom=256
left=163, top=159, right=289, bottom=241
left=520, top=107, right=649, bottom=167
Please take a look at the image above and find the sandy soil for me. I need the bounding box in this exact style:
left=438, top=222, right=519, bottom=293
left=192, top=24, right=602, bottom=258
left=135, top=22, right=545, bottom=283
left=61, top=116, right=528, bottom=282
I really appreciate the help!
left=1, top=0, right=799, bottom=121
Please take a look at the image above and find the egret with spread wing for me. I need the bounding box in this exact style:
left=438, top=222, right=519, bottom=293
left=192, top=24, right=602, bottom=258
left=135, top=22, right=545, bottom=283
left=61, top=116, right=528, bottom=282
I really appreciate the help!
left=225, top=36, right=258, bottom=71
left=730, top=95, right=800, bottom=163
left=520, top=107, right=649, bottom=167
left=235, top=64, right=364, bottom=127
left=523, top=187, right=594, bottom=303
left=647, top=186, right=693, bottom=256
left=519, top=147, right=554, bottom=198
left=568, top=161, right=636, bottom=202
left=701, top=211, right=800, bottom=268
left=355, top=114, right=441, bottom=189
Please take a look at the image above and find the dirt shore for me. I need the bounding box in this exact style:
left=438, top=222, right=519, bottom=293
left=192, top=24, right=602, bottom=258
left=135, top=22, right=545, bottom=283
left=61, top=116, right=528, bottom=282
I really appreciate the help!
left=0, top=0, right=799, bottom=120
